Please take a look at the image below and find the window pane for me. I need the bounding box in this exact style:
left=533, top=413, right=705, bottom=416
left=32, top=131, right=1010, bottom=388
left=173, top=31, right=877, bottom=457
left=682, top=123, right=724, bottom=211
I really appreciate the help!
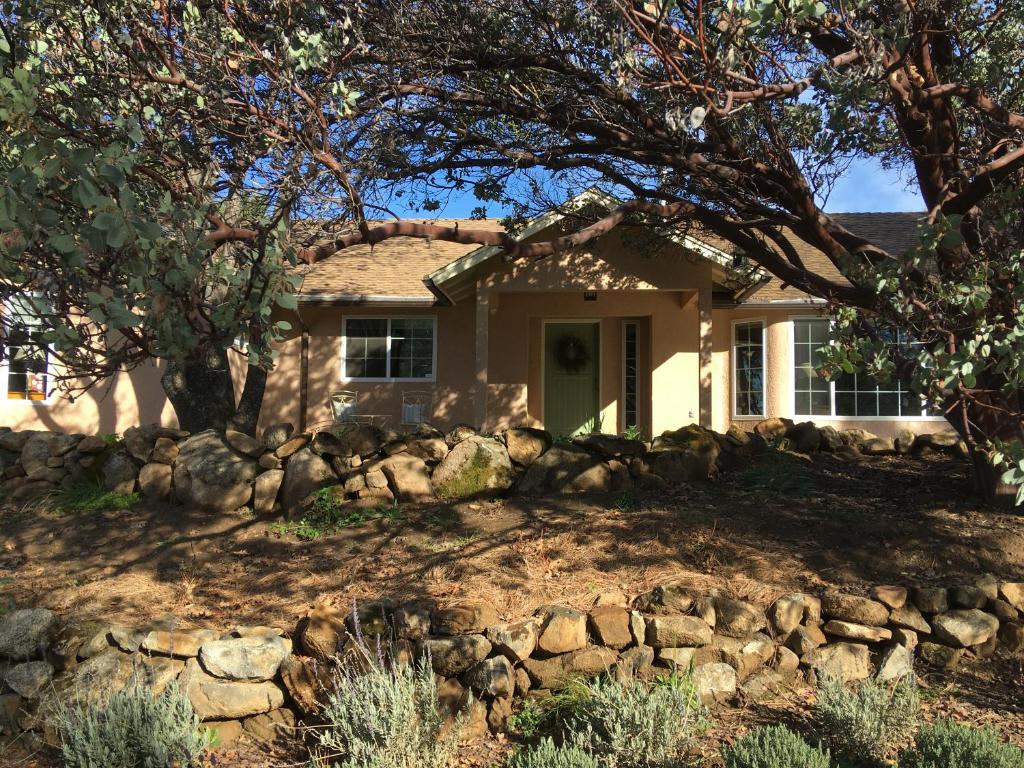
left=795, top=392, right=811, bottom=416
left=734, top=321, right=764, bottom=416
left=857, top=392, right=878, bottom=416
left=810, top=390, right=831, bottom=415
left=878, top=392, right=900, bottom=416
left=344, top=319, right=388, bottom=378
left=388, top=318, right=434, bottom=379
left=835, top=391, right=855, bottom=416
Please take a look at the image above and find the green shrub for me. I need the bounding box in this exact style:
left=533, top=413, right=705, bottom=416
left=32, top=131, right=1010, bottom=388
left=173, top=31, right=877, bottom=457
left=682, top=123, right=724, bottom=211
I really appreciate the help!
left=51, top=481, right=139, bottom=514
left=310, top=654, right=458, bottom=768
left=899, top=719, right=1024, bottom=768
left=817, top=672, right=919, bottom=766
left=269, top=491, right=404, bottom=539
left=55, top=680, right=212, bottom=768
left=722, top=725, right=831, bottom=768
left=560, top=674, right=708, bottom=768
left=504, top=737, right=599, bottom=768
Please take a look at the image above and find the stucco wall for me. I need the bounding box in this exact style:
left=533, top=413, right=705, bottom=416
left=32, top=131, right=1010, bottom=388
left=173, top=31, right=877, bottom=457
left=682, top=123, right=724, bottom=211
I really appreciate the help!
left=711, top=306, right=951, bottom=439
left=260, top=302, right=479, bottom=433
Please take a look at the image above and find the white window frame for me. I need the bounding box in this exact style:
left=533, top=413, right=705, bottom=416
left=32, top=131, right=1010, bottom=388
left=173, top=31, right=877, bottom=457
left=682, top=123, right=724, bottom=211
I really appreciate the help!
left=340, top=315, right=437, bottom=383
left=788, top=316, right=944, bottom=421
left=0, top=294, right=55, bottom=406
left=731, top=317, right=767, bottom=419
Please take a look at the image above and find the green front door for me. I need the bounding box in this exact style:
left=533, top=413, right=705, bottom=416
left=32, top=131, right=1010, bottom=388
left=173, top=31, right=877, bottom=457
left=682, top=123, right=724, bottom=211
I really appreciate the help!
left=544, top=322, right=600, bottom=437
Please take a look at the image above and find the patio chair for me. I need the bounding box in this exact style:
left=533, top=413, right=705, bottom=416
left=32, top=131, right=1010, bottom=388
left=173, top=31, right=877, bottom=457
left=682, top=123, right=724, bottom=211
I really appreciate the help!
left=329, top=390, right=359, bottom=423
left=401, top=389, right=432, bottom=428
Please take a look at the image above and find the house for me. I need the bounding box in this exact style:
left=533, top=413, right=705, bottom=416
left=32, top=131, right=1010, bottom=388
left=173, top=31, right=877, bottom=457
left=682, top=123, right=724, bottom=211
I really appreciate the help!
left=0, top=197, right=949, bottom=440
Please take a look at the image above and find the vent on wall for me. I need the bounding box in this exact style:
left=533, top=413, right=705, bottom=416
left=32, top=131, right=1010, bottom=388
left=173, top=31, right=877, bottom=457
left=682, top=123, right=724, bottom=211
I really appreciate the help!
left=584, top=291, right=597, bottom=301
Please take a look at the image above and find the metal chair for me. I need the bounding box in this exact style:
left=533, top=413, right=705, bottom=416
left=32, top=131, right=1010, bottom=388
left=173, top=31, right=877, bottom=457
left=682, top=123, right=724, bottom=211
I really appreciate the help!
left=329, top=390, right=359, bottom=423
left=401, top=389, right=432, bottom=428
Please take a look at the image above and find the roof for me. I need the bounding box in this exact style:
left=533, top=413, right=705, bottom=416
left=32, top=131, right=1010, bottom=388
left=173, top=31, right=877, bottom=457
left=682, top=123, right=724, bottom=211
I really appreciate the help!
left=745, top=212, right=925, bottom=304
left=295, top=208, right=925, bottom=306
left=296, top=219, right=505, bottom=303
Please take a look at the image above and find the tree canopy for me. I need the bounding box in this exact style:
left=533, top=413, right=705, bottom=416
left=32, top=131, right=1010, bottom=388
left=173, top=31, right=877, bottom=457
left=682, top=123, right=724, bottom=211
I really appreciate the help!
left=3, top=0, right=1024, bottom=497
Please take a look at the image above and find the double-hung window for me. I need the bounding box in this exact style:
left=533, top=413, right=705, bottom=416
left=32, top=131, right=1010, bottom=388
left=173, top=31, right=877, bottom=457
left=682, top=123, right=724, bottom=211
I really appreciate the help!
left=2, top=295, right=52, bottom=402
left=733, top=320, right=766, bottom=417
left=792, top=318, right=929, bottom=418
left=342, top=317, right=435, bottom=381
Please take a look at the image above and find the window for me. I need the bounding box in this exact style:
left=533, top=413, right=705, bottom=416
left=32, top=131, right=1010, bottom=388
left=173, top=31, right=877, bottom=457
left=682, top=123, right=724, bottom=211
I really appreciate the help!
left=342, top=317, right=435, bottom=381
left=623, top=322, right=638, bottom=429
left=733, top=320, right=765, bottom=416
left=2, top=295, right=51, bottom=402
left=792, top=318, right=929, bottom=418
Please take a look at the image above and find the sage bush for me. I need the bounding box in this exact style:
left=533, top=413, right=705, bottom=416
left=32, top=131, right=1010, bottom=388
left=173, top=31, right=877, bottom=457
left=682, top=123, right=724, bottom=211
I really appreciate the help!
left=559, top=674, right=709, bottom=768
left=898, top=719, right=1024, bottom=768
left=722, top=725, right=831, bottom=768
left=310, top=653, right=459, bottom=768
left=816, top=672, right=919, bottom=766
left=503, top=736, right=599, bottom=768
left=55, top=680, right=211, bottom=768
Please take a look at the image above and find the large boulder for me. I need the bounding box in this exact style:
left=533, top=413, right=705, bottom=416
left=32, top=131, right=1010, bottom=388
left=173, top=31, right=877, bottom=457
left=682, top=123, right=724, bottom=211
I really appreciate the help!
left=198, top=635, right=292, bottom=681
left=787, top=422, right=821, bottom=453
left=572, top=433, right=645, bottom=459
left=645, top=425, right=721, bottom=481
left=261, top=423, right=294, bottom=451
left=379, top=453, right=433, bottom=502
left=101, top=454, right=139, bottom=495
left=138, top=462, right=172, bottom=500
left=253, top=469, right=285, bottom=515
left=805, top=642, right=871, bottom=682
left=930, top=610, right=1000, bottom=648
left=279, top=447, right=335, bottom=514
left=0, top=608, right=57, bottom=660
left=4, top=661, right=54, bottom=699
left=516, top=443, right=609, bottom=494
left=123, top=425, right=187, bottom=463
left=405, top=437, right=449, bottom=464
left=422, top=635, right=492, bottom=676
left=432, top=435, right=514, bottom=499
left=503, top=428, right=552, bottom=466
left=713, top=597, right=767, bottom=638
left=173, top=430, right=258, bottom=511
left=21, top=434, right=54, bottom=477
left=433, top=601, right=499, bottom=635
left=822, top=593, right=890, bottom=626
left=178, top=658, right=285, bottom=720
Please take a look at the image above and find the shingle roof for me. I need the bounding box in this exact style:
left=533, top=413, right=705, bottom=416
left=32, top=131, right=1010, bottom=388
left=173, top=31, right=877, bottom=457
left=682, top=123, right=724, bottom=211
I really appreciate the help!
left=746, top=212, right=925, bottom=303
left=296, top=219, right=505, bottom=301
left=295, top=211, right=925, bottom=304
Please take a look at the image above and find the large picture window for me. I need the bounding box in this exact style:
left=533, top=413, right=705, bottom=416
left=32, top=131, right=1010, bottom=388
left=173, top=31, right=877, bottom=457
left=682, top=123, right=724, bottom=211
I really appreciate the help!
left=342, top=317, right=435, bottom=381
left=792, top=318, right=929, bottom=418
left=2, top=295, right=51, bottom=402
left=733, top=320, right=765, bottom=416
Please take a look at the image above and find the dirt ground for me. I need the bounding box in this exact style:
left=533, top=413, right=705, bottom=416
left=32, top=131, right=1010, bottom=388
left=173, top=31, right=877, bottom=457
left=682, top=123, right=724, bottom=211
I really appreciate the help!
left=2, top=451, right=1023, bottom=765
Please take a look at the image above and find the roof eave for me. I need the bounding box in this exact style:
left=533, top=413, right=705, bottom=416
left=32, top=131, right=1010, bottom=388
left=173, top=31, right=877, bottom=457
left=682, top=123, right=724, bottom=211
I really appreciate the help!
left=297, top=293, right=439, bottom=307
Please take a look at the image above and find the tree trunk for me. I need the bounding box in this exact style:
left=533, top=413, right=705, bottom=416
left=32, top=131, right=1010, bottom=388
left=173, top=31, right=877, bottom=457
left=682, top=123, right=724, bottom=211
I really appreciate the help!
left=161, top=347, right=237, bottom=433
left=229, top=364, right=267, bottom=435
left=946, top=390, right=1024, bottom=508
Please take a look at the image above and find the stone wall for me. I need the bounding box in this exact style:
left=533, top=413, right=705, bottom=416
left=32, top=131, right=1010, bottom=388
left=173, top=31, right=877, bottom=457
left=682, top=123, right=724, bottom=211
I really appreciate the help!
left=2, top=578, right=1022, bottom=748
left=0, top=417, right=966, bottom=513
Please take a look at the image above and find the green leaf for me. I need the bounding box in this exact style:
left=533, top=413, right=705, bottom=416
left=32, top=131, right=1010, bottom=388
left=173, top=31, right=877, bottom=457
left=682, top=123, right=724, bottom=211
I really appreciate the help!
left=275, top=292, right=298, bottom=310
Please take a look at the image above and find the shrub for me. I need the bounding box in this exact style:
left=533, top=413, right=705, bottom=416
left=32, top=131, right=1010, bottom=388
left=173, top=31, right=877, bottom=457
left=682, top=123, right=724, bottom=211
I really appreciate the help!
left=55, top=680, right=211, bottom=768
left=310, top=653, right=458, bottom=768
left=560, top=674, right=708, bottom=768
left=269, top=491, right=404, bottom=539
left=51, top=481, right=139, bottom=514
left=816, top=672, right=920, bottom=766
left=503, top=737, right=599, bottom=768
left=722, top=725, right=831, bottom=768
left=899, top=719, right=1024, bottom=768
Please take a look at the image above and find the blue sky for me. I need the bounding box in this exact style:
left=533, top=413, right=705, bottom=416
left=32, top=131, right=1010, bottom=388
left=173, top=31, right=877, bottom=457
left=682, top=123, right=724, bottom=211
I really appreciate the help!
left=395, top=157, right=924, bottom=218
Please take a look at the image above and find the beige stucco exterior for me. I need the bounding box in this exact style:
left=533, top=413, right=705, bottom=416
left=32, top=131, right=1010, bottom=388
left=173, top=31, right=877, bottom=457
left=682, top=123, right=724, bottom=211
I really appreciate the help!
left=0, top=226, right=951, bottom=440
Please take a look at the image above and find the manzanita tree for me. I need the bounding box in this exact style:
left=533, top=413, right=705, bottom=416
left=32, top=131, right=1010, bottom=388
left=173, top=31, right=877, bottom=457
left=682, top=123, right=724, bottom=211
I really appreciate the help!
left=3, top=0, right=1024, bottom=500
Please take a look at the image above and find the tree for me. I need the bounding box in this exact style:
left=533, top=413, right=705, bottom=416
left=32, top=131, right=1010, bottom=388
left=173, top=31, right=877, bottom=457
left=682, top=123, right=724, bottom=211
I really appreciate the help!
left=5, top=1, right=1024, bottom=500
left=0, top=0, right=307, bottom=432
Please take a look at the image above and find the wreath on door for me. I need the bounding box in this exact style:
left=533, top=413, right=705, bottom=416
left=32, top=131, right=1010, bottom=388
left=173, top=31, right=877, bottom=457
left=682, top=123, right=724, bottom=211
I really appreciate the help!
left=555, top=333, right=591, bottom=374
